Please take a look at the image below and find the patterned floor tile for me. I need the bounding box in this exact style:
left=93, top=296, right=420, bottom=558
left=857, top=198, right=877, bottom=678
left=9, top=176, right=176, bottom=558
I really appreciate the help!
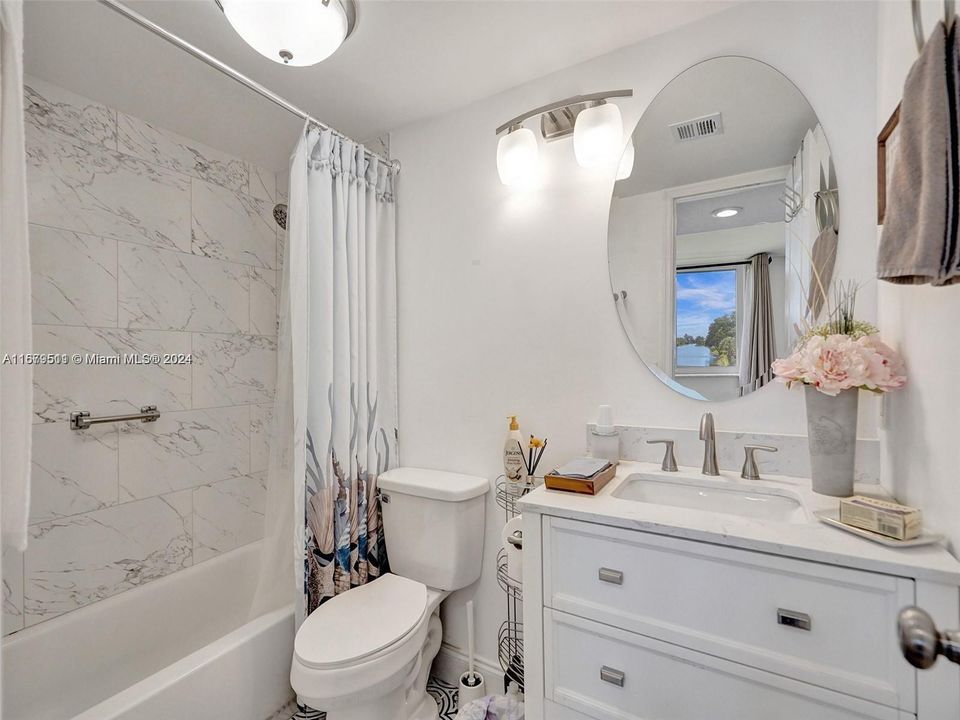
left=289, top=675, right=458, bottom=720
left=427, top=675, right=458, bottom=719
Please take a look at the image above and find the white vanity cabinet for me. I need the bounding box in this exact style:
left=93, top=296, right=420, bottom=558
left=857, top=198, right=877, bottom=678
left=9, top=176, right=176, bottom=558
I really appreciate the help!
left=520, top=504, right=960, bottom=720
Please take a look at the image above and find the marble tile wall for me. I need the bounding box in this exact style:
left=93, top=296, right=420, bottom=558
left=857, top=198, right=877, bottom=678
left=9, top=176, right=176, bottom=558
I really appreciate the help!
left=587, top=424, right=881, bottom=484
left=2, top=76, right=284, bottom=636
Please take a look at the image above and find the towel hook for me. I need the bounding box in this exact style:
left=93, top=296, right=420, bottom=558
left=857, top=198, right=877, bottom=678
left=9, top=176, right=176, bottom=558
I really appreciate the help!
left=815, top=188, right=839, bottom=234
left=913, top=0, right=957, bottom=53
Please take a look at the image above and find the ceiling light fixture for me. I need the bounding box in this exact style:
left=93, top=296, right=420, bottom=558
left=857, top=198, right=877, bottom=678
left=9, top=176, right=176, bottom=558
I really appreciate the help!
left=494, top=90, right=633, bottom=187
left=711, top=207, right=742, bottom=218
left=216, top=0, right=357, bottom=67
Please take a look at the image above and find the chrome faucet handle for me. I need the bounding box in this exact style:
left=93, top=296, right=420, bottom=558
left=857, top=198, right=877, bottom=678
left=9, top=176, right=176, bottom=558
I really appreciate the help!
left=646, top=440, right=678, bottom=472
left=741, top=444, right=778, bottom=480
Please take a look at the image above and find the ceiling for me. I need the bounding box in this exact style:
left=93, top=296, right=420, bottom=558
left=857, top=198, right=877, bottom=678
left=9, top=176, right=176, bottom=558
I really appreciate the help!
left=675, top=222, right=785, bottom=267
left=614, top=55, right=819, bottom=197
left=676, top=182, right=785, bottom=235
left=23, top=0, right=736, bottom=171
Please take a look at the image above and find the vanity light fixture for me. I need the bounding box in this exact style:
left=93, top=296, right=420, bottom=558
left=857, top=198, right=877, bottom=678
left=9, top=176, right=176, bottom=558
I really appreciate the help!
left=496, top=124, right=539, bottom=186
left=616, top=138, right=635, bottom=181
left=711, top=206, right=742, bottom=218
left=574, top=102, right=623, bottom=168
left=216, top=0, right=357, bottom=67
left=495, top=89, right=633, bottom=186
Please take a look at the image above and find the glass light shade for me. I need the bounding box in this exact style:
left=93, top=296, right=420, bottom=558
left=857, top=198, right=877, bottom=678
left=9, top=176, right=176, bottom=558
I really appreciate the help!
left=496, top=127, right=538, bottom=186
left=616, top=138, right=635, bottom=180
left=219, top=0, right=348, bottom=67
left=574, top=103, right=623, bottom=168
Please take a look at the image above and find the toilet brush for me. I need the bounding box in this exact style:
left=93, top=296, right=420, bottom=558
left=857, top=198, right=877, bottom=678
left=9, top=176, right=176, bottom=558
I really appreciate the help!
left=458, top=601, right=486, bottom=707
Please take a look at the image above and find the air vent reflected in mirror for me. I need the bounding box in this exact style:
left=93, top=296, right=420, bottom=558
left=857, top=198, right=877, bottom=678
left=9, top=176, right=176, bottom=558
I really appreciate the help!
left=669, top=112, right=724, bottom=142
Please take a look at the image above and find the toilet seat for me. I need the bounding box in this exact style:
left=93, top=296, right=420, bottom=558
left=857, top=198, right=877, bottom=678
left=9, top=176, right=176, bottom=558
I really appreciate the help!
left=294, top=574, right=428, bottom=670
left=291, top=574, right=445, bottom=712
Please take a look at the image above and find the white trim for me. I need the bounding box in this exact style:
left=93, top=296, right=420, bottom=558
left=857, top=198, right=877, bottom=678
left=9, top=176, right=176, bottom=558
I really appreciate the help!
left=661, top=189, right=675, bottom=372
left=663, top=165, right=791, bottom=204
left=430, top=643, right=502, bottom=690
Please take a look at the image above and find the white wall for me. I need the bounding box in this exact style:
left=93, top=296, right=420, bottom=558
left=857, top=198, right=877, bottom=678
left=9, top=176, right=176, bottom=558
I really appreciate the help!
left=876, top=0, right=960, bottom=554
left=608, top=191, right=667, bottom=370
left=390, top=1, right=879, bottom=671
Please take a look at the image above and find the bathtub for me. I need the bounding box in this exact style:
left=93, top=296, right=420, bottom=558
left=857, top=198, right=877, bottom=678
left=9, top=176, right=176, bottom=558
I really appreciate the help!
left=2, top=541, right=295, bottom=720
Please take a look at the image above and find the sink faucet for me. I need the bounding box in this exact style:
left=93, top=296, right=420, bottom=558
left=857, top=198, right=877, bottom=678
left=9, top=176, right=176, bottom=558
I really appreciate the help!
left=699, top=412, right=719, bottom=476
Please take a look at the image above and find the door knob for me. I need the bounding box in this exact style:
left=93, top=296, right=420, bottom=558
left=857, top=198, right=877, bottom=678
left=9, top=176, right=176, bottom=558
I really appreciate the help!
left=898, top=606, right=960, bottom=669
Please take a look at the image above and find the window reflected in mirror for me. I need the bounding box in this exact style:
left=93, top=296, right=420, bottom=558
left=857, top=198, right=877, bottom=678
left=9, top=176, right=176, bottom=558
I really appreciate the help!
left=674, top=267, right=739, bottom=372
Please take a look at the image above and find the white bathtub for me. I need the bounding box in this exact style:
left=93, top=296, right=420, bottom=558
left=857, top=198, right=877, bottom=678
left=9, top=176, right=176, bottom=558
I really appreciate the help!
left=2, top=542, right=295, bottom=720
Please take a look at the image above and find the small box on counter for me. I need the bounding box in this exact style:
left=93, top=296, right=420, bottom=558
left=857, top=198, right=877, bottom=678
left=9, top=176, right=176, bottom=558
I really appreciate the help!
left=838, top=495, right=922, bottom=541
left=544, top=457, right=617, bottom=496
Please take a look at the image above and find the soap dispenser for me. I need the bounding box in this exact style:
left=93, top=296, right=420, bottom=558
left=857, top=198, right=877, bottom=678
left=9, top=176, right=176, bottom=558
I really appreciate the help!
left=504, top=416, right=528, bottom=483
left=590, top=405, right=620, bottom=463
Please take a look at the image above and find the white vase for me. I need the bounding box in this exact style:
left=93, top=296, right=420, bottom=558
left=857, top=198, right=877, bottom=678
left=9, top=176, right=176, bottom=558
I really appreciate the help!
left=804, top=386, right=858, bottom=497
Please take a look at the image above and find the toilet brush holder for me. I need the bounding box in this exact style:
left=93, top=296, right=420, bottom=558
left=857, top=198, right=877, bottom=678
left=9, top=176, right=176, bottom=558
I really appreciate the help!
left=458, top=671, right=486, bottom=707
left=459, top=599, right=486, bottom=707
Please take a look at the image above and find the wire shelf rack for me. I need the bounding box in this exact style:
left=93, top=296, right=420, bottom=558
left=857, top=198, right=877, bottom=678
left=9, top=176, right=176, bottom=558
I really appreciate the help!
left=495, top=477, right=537, bottom=516
left=498, top=619, right=525, bottom=690
left=495, top=475, right=537, bottom=694
left=497, top=548, right=522, bottom=599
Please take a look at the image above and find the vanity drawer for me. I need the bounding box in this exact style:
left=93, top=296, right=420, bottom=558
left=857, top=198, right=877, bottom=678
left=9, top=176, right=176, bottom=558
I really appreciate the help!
left=545, top=609, right=909, bottom=720
left=544, top=517, right=915, bottom=711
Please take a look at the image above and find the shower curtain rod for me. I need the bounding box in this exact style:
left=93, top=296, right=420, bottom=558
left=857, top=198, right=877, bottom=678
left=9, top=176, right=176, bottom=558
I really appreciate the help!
left=96, top=0, right=400, bottom=172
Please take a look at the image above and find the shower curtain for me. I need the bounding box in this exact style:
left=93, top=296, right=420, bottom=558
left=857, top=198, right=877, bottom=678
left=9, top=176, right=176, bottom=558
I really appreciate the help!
left=738, top=252, right=776, bottom=396
left=252, top=125, right=398, bottom=625
left=0, top=0, right=32, bottom=552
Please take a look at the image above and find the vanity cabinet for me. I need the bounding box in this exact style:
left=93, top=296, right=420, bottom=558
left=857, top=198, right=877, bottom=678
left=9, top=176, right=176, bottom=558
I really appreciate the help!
left=545, top=610, right=910, bottom=720
left=522, top=514, right=956, bottom=720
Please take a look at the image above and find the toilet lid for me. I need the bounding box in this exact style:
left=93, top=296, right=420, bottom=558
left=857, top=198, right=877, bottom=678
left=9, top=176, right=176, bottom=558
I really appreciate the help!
left=295, top=574, right=428, bottom=669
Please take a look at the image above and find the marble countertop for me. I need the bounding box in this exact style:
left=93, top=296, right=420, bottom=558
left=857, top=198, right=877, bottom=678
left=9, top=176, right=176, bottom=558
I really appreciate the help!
left=517, top=460, right=960, bottom=585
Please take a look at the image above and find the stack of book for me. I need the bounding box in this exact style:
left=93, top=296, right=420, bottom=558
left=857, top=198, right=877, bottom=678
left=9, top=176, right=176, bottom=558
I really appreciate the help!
left=544, top=457, right=617, bottom=495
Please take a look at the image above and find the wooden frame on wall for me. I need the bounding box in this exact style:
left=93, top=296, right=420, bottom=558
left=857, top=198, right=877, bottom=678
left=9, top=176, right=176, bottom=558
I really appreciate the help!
left=877, top=103, right=901, bottom=225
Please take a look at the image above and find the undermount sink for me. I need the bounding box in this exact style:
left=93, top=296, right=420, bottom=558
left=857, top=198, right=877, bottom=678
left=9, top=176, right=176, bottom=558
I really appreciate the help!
left=612, top=473, right=807, bottom=524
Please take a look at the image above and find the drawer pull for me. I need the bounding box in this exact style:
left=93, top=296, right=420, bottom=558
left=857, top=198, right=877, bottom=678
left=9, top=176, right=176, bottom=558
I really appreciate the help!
left=600, top=665, right=625, bottom=687
left=777, top=608, right=812, bottom=631
left=598, top=567, right=623, bottom=585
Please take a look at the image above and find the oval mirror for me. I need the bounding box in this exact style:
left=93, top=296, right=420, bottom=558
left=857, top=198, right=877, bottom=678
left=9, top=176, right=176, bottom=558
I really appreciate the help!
left=608, top=56, right=837, bottom=402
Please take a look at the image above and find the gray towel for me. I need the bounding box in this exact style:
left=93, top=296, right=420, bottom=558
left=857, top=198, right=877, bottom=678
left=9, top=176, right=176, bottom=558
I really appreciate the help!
left=938, top=20, right=960, bottom=284
left=806, top=226, right=838, bottom=320
left=877, top=20, right=956, bottom=285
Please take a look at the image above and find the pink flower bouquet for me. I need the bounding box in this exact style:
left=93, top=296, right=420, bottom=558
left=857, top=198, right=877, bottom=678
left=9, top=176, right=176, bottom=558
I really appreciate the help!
left=772, top=333, right=906, bottom=396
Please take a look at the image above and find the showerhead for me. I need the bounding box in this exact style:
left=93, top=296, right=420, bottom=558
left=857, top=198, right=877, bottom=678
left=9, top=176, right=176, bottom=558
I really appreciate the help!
left=273, top=203, right=288, bottom=230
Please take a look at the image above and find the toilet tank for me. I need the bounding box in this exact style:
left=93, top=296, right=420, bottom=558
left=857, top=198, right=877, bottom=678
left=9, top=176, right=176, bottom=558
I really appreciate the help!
left=377, top=467, right=488, bottom=591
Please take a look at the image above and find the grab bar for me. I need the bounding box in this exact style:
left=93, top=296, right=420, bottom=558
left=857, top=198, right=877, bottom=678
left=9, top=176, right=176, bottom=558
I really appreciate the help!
left=70, top=406, right=160, bottom=430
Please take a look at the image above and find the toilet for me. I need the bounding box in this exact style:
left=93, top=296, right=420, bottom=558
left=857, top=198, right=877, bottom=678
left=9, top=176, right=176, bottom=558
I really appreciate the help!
left=291, top=467, right=489, bottom=720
